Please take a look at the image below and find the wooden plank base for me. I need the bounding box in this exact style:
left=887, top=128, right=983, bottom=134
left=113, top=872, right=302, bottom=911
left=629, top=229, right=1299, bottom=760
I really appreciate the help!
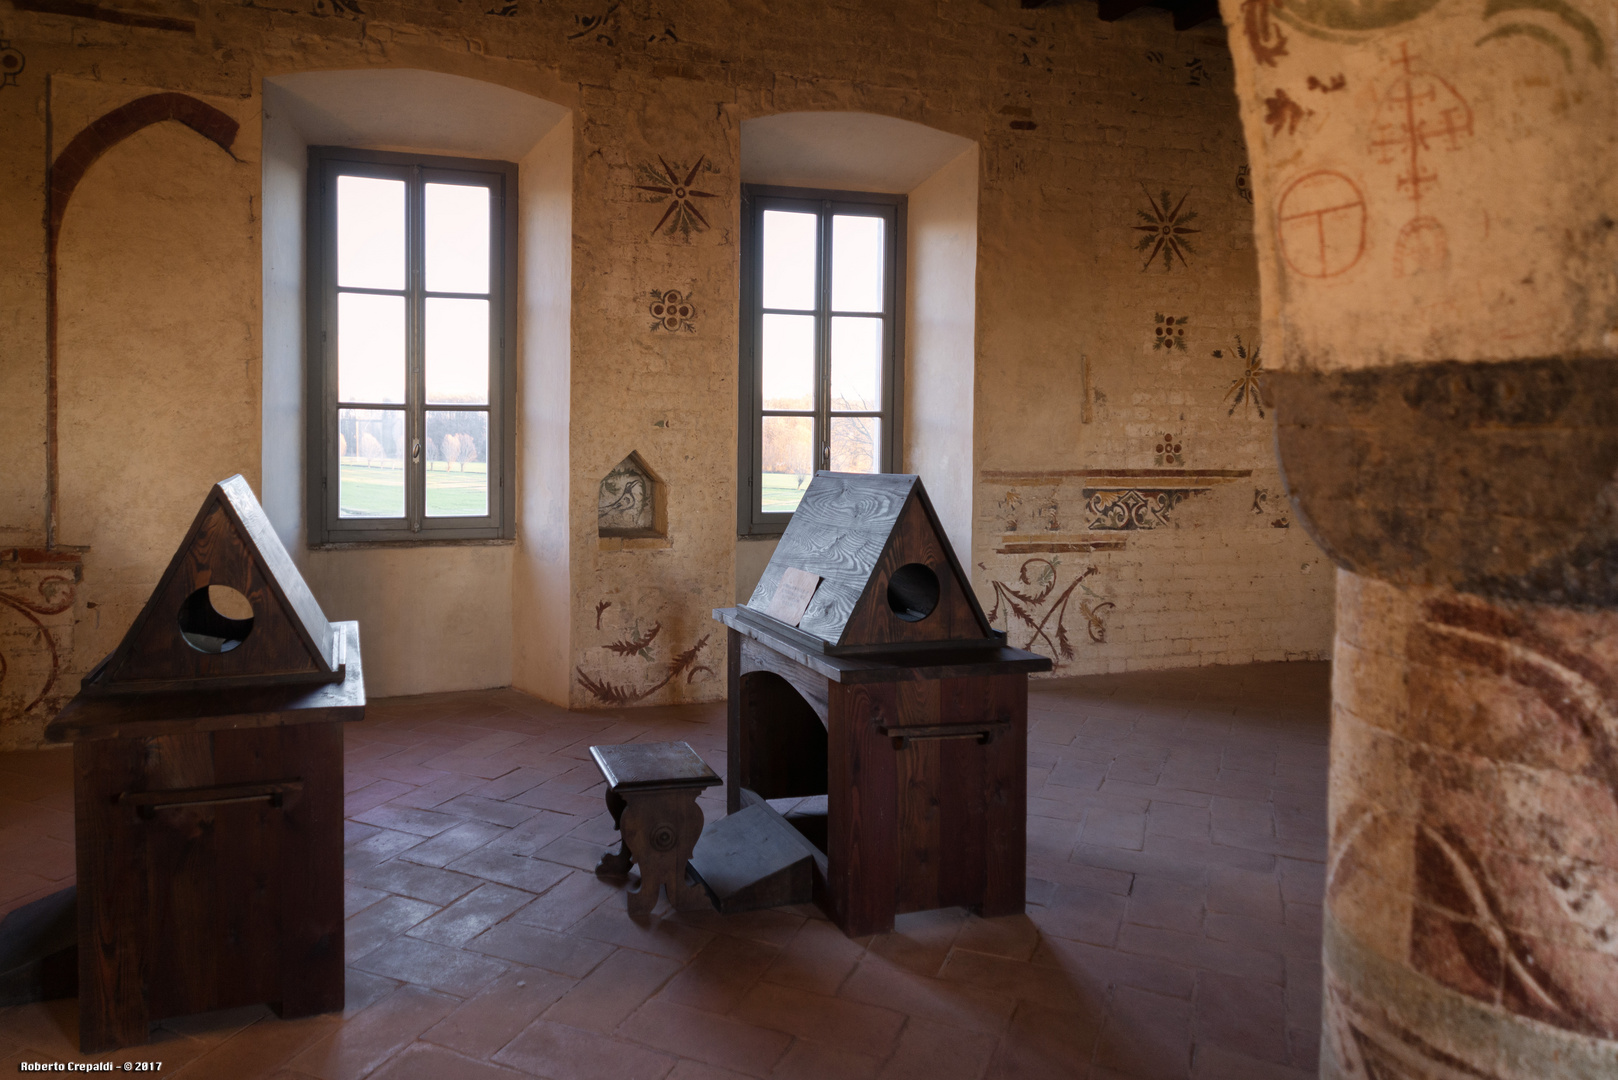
left=73, top=722, right=345, bottom=1052
left=687, top=805, right=813, bottom=914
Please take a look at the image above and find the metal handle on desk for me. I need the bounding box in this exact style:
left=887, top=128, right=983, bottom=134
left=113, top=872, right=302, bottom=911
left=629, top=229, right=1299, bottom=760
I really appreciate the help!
left=876, top=721, right=1010, bottom=750
left=120, top=779, right=304, bottom=820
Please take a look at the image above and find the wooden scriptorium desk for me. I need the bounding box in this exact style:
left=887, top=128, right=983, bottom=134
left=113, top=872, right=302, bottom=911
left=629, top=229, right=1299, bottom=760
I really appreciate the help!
left=716, top=472, right=1050, bottom=937
left=46, top=477, right=364, bottom=1052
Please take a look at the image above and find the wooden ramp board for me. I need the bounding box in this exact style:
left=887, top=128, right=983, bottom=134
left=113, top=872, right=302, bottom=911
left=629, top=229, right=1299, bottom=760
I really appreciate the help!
left=0, top=886, right=77, bottom=1006
left=687, top=805, right=814, bottom=914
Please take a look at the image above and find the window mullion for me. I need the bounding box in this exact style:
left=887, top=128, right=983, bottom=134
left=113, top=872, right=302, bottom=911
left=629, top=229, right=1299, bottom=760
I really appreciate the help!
left=816, top=203, right=832, bottom=473
left=407, top=166, right=425, bottom=532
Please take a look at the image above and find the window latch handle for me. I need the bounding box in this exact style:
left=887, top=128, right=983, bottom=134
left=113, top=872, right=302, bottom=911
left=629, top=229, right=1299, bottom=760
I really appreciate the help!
left=411, top=438, right=422, bottom=464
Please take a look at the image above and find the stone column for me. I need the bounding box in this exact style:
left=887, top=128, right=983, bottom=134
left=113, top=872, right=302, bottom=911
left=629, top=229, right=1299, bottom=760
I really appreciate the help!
left=1218, top=3, right=1618, bottom=1076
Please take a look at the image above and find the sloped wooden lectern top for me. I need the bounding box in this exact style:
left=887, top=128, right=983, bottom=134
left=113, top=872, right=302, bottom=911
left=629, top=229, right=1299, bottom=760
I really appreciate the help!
left=740, top=472, right=997, bottom=654
left=83, top=473, right=343, bottom=695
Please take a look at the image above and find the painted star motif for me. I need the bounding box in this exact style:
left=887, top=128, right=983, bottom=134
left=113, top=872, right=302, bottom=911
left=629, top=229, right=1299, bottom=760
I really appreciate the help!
left=1216, top=336, right=1265, bottom=418
left=1132, top=186, right=1199, bottom=271
left=636, top=156, right=718, bottom=237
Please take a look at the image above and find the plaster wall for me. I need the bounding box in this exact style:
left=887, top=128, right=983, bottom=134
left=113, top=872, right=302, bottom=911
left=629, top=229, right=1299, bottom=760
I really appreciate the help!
left=54, top=77, right=261, bottom=692
left=511, top=116, right=574, bottom=703
left=906, top=145, right=980, bottom=561
left=259, top=70, right=570, bottom=700
left=0, top=0, right=1337, bottom=741
left=1221, top=0, right=1618, bottom=375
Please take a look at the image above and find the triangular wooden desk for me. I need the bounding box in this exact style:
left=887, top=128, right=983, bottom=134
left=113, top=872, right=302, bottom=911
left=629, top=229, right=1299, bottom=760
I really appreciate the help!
left=715, top=472, right=1051, bottom=937
left=47, top=476, right=364, bottom=1052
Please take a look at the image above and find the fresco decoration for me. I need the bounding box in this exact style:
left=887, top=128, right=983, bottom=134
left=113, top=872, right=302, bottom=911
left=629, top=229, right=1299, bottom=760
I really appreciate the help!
left=1324, top=595, right=1618, bottom=1051
left=1132, top=187, right=1199, bottom=272
left=0, top=41, right=23, bottom=90
left=1153, top=313, right=1188, bottom=350
left=576, top=632, right=714, bottom=705
left=1241, top=0, right=1290, bottom=66
left=1277, top=169, right=1368, bottom=279
left=649, top=289, right=695, bottom=332
left=604, top=621, right=659, bottom=659
left=1154, top=432, right=1185, bottom=466
left=1373, top=44, right=1474, bottom=279
left=1308, top=73, right=1348, bottom=92
left=1236, top=164, right=1253, bottom=204
left=997, top=489, right=1024, bottom=532
left=1273, top=0, right=1444, bottom=41
left=1264, top=88, right=1312, bottom=136
left=1085, top=487, right=1199, bottom=530
left=1251, top=487, right=1292, bottom=528
left=311, top=0, right=363, bottom=17
left=986, top=558, right=1114, bottom=664
left=1324, top=978, right=1510, bottom=1080
left=595, top=599, right=612, bottom=629
left=1477, top=0, right=1605, bottom=70
left=636, top=156, right=719, bottom=238
left=598, top=454, right=656, bottom=536
left=1215, top=335, right=1265, bottom=417
left=1034, top=495, right=1060, bottom=532
left=485, top=0, right=518, bottom=15
left=0, top=553, right=79, bottom=723
left=568, top=3, right=619, bottom=44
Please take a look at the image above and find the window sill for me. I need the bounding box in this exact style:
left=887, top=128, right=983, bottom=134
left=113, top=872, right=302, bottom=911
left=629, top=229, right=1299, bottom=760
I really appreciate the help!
left=599, top=535, right=672, bottom=552
left=309, top=537, right=515, bottom=551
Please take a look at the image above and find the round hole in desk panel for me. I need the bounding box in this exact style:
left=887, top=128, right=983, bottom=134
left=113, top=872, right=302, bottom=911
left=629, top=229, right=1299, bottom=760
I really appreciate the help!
left=177, top=585, right=255, bottom=654
left=886, top=563, right=939, bottom=622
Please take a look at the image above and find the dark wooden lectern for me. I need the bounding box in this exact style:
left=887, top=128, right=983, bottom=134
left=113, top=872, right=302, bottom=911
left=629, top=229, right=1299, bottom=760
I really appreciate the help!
left=716, top=472, right=1050, bottom=937
left=47, top=476, right=364, bottom=1052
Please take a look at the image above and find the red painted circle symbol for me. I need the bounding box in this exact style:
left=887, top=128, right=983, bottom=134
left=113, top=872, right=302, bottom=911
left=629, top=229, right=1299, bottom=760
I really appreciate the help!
left=1277, top=170, right=1367, bottom=279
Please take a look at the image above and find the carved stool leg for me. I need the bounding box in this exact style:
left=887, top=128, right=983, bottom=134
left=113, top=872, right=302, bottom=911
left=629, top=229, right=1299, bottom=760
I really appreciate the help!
left=596, top=789, right=633, bottom=877
left=617, top=788, right=707, bottom=915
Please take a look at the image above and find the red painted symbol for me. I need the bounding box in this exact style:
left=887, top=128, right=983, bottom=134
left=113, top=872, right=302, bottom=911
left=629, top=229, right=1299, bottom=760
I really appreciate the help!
left=1371, top=44, right=1473, bottom=213
left=1277, top=170, right=1367, bottom=279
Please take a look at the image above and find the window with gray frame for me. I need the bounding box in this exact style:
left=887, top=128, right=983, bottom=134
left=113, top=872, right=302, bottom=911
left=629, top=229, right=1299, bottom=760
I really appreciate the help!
left=306, top=147, right=516, bottom=544
left=738, top=185, right=905, bottom=537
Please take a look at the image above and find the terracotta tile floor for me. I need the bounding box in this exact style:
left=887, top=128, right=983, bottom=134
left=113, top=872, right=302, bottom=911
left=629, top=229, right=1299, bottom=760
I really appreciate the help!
left=0, top=661, right=1329, bottom=1079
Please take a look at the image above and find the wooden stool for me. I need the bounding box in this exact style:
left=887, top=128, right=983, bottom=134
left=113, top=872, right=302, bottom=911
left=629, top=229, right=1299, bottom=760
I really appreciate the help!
left=589, top=743, right=720, bottom=915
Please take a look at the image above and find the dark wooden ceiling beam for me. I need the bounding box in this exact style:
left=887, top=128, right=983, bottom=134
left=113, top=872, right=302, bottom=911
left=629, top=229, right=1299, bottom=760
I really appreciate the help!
left=1172, top=0, right=1222, bottom=29
left=1096, top=0, right=1159, bottom=21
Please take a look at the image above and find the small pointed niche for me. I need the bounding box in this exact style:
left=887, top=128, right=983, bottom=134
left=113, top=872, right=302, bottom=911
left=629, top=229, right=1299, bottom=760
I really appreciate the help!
left=598, top=451, right=668, bottom=549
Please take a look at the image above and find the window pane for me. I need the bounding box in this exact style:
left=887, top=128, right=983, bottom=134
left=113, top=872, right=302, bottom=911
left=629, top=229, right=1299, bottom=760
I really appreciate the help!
left=426, top=183, right=490, bottom=294
left=830, top=416, right=881, bottom=474
left=426, top=410, right=489, bottom=517
left=762, top=210, right=817, bottom=310
left=831, top=316, right=882, bottom=412
left=338, top=292, right=405, bottom=404
left=831, top=215, right=884, bottom=312
left=426, top=298, right=490, bottom=404
left=338, top=409, right=405, bottom=518
left=761, top=416, right=813, bottom=513
left=762, top=314, right=815, bottom=411
left=337, top=175, right=405, bottom=290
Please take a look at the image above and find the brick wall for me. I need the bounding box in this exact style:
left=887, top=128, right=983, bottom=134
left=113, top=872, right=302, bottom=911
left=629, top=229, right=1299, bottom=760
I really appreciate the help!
left=0, top=0, right=1332, bottom=732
